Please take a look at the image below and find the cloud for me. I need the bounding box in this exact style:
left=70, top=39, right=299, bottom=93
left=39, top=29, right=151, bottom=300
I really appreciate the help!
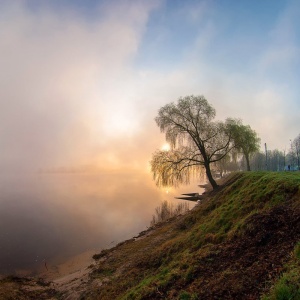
left=0, top=0, right=160, bottom=172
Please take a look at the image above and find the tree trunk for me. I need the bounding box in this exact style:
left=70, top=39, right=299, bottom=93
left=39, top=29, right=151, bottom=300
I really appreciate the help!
left=204, top=162, right=218, bottom=190
left=245, top=154, right=251, bottom=171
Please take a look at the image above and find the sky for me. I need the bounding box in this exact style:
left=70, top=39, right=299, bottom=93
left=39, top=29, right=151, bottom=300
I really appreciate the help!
left=0, top=0, right=299, bottom=173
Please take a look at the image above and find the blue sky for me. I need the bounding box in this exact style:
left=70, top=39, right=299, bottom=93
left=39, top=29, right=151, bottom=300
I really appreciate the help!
left=0, top=0, right=299, bottom=172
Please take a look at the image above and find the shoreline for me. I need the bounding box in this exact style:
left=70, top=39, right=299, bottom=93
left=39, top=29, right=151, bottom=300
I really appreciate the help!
left=0, top=249, right=98, bottom=281
left=37, top=249, right=98, bottom=282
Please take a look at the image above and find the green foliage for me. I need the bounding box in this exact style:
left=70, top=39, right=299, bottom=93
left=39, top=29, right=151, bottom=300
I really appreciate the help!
left=150, top=148, right=204, bottom=187
left=155, top=95, right=216, bottom=148
left=179, top=291, right=199, bottom=300
left=175, top=214, right=197, bottom=230
left=261, top=270, right=300, bottom=300
left=295, top=242, right=300, bottom=260
left=261, top=242, right=300, bottom=300
left=151, top=95, right=236, bottom=189
left=227, top=118, right=260, bottom=171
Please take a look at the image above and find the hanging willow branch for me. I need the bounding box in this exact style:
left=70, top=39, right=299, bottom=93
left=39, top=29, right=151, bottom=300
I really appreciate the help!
left=151, top=146, right=204, bottom=187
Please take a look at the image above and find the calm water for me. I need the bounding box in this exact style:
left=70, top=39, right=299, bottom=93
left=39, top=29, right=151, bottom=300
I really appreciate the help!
left=0, top=171, right=196, bottom=275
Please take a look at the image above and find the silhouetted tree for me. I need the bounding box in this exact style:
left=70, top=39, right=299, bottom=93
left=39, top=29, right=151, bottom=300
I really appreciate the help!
left=150, top=95, right=235, bottom=190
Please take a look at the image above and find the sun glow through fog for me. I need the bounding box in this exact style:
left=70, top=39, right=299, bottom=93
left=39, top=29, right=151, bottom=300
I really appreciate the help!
left=161, top=143, right=170, bottom=151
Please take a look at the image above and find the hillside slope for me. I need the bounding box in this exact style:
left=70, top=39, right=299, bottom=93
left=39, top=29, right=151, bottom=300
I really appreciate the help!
left=83, top=172, right=300, bottom=300
left=1, top=172, right=300, bottom=299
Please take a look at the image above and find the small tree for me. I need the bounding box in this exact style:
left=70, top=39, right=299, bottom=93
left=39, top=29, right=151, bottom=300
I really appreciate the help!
left=228, top=119, right=261, bottom=171
left=151, top=95, right=235, bottom=190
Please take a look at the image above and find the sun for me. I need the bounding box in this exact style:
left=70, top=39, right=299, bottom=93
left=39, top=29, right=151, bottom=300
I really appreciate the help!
left=161, top=143, right=171, bottom=151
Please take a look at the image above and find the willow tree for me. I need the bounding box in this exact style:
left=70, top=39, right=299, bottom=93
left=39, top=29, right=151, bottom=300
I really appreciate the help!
left=227, top=119, right=261, bottom=171
left=150, top=95, right=234, bottom=190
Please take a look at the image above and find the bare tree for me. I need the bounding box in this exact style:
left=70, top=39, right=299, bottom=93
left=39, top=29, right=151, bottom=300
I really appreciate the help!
left=151, top=95, right=235, bottom=190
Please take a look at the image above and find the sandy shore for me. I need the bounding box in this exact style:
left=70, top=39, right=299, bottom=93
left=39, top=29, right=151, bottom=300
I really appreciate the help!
left=37, top=249, right=97, bottom=282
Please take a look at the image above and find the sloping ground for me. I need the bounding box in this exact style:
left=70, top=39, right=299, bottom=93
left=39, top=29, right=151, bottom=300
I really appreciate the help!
left=82, top=172, right=300, bottom=300
left=0, top=276, right=60, bottom=299
left=0, top=172, right=299, bottom=300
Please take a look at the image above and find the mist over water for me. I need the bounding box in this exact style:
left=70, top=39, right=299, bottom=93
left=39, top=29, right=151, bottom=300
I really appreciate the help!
left=0, top=171, right=154, bottom=274
left=0, top=171, right=195, bottom=275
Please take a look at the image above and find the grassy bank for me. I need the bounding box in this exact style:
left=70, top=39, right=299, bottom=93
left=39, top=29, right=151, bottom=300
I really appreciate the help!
left=0, top=171, right=299, bottom=299
left=85, top=172, right=300, bottom=299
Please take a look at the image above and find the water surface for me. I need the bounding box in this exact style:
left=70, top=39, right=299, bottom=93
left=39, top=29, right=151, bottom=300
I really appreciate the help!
left=0, top=171, right=196, bottom=275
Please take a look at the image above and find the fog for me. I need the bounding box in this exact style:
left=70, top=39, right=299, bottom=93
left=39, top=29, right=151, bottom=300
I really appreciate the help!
left=0, top=0, right=158, bottom=173
left=0, top=171, right=197, bottom=275
left=1, top=0, right=299, bottom=276
left=0, top=1, right=196, bottom=275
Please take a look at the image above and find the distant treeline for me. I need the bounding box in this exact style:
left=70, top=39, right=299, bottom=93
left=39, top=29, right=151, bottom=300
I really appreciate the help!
left=215, top=133, right=300, bottom=174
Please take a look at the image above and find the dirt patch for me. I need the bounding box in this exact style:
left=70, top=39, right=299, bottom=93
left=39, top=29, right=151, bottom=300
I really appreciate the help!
left=0, top=276, right=59, bottom=300
left=183, top=205, right=300, bottom=299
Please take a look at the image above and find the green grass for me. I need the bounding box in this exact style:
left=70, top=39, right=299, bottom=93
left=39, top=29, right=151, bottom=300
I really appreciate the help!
left=261, top=242, right=300, bottom=300
left=83, top=171, right=300, bottom=300
left=194, top=172, right=300, bottom=240
left=295, top=242, right=300, bottom=260
left=123, top=172, right=300, bottom=299
left=178, top=291, right=199, bottom=300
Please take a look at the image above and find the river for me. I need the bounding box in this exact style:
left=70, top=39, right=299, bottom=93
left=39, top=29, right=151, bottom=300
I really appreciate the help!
left=0, top=170, right=197, bottom=275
